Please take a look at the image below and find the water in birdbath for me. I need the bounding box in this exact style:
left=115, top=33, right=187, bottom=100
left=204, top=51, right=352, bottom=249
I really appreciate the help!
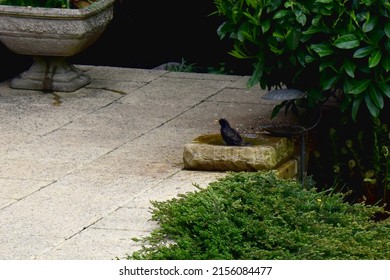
left=192, top=133, right=279, bottom=146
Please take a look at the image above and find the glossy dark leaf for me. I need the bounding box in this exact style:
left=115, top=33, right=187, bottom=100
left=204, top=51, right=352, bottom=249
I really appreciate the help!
left=377, top=82, right=390, bottom=98
left=237, top=22, right=253, bottom=42
left=247, top=59, right=264, bottom=88
left=364, top=93, right=380, bottom=118
left=368, top=85, right=384, bottom=109
left=382, top=55, right=390, bottom=71
left=362, top=16, right=378, bottom=33
left=353, top=46, right=376, bottom=58
left=217, top=21, right=240, bottom=40
left=321, top=74, right=339, bottom=91
left=385, top=22, right=390, bottom=38
left=348, top=79, right=371, bottom=95
left=243, top=12, right=260, bottom=26
left=319, top=60, right=338, bottom=73
left=302, top=26, right=323, bottom=35
left=334, top=34, right=360, bottom=49
left=261, top=18, right=271, bottom=33
left=344, top=59, right=356, bottom=78
left=273, top=10, right=289, bottom=19
left=311, top=43, right=334, bottom=57
left=368, top=50, right=382, bottom=68
left=343, top=77, right=354, bottom=94
left=295, top=11, right=307, bottom=26
left=351, top=97, right=363, bottom=121
left=286, top=29, right=301, bottom=50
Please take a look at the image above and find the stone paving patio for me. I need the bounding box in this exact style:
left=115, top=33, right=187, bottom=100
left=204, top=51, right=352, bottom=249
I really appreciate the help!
left=0, top=66, right=287, bottom=259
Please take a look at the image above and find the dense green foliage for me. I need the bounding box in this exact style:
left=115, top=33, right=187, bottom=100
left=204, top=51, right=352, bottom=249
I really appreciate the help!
left=213, top=0, right=390, bottom=120
left=129, top=172, right=390, bottom=260
left=213, top=0, right=390, bottom=210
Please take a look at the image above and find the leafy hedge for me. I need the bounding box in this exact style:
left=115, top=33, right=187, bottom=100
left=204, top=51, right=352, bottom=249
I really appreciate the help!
left=213, top=0, right=389, bottom=214
left=213, top=0, right=390, bottom=120
left=129, top=172, right=390, bottom=260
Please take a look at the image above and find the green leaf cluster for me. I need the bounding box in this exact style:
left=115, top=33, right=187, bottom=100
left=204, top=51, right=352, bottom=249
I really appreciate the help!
left=129, top=172, right=390, bottom=260
left=213, top=0, right=390, bottom=120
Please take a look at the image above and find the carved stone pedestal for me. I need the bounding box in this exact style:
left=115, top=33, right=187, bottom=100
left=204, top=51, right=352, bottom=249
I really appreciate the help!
left=11, top=57, right=90, bottom=92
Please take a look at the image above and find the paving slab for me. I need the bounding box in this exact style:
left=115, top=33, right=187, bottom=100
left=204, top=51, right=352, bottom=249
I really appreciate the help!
left=0, top=178, right=51, bottom=200
left=0, top=158, right=78, bottom=181
left=35, top=228, right=143, bottom=260
left=0, top=198, right=15, bottom=209
left=0, top=233, right=64, bottom=260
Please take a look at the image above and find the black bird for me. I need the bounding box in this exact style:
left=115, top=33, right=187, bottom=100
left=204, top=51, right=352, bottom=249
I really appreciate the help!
left=219, top=118, right=246, bottom=146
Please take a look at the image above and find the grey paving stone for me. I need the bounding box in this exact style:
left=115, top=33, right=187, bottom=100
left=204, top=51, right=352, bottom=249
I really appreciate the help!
left=91, top=207, right=158, bottom=232
left=0, top=198, right=15, bottom=209
left=0, top=233, right=64, bottom=260
left=35, top=228, right=143, bottom=260
left=0, top=178, right=51, bottom=200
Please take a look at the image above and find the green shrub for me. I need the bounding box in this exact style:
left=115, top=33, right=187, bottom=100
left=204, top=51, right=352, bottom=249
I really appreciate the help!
left=213, top=0, right=390, bottom=210
left=129, top=172, right=390, bottom=260
left=213, top=0, right=390, bottom=120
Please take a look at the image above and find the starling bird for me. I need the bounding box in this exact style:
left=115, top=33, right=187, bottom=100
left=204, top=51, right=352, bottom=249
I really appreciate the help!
left=219, top=118, right=246, bottom=146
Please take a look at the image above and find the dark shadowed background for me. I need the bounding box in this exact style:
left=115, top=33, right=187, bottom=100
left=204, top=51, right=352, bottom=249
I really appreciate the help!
left=0, top=1, right=252, bottom=81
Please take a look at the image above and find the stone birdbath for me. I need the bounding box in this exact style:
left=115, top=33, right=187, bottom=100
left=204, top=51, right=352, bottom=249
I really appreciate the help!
left=0, top=0, right=114, bottom=92
left=183, top=133, right=296, bottom=178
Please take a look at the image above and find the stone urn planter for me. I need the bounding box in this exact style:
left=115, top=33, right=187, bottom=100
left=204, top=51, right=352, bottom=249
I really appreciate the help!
left=0, top=0, right=114, bottom=92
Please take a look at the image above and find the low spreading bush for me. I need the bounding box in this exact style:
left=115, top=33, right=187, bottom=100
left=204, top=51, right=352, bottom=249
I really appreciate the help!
left=129, top=172, right=390, bottom=260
